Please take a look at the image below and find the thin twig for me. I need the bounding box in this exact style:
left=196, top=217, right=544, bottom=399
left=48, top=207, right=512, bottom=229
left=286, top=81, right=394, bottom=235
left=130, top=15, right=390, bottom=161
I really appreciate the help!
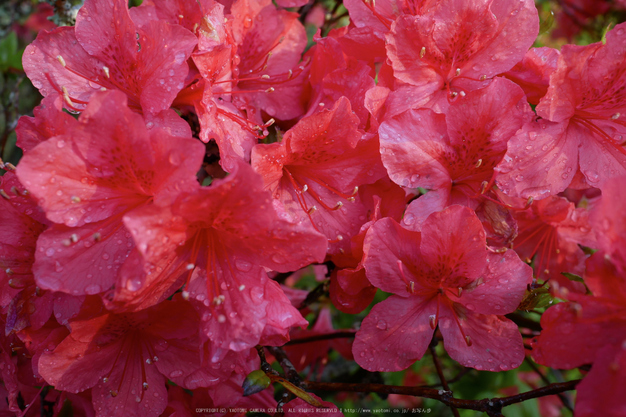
left=525, top=357, right=574, bottom=413
left=303, top=379, right=581, bottom=413
left=429, top=339, right=460, bottom=417
left=285, top=331, right=356, bottom=345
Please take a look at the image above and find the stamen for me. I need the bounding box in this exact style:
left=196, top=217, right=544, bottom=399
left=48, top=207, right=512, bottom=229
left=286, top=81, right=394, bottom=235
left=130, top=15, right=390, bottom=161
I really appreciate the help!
left=103, top=66, right=110, bottom=79
left=307, top=206, right=317, bottom=215
left=479, top=75, right=487, bottom=81
left=475, top=159, right=482, bottom=168
left=455, top=68, right=461, bottom=76
left=429, top=314, right=437, bottom=329
left=420, top=47, right=426, bottom=58
left=70, top=233, right=79, bottom=243
left=56, top=55, right=66, bottom=67
left=186, top=263, right=195, bottom=270
left=182, top=291, right=190, bottom=300
left=612, top=113, right=621, bottom=120
left=0, top=190, right=9, bottom=200
left=265, top=87, right=275, bottom=93
left=457, top=287, right=463, bottom=297
left=93, top=233, right=101, bottom=241
left=301, top=184, right=308, bottom=192
left=465, top=335, right=472, bottom=346
left=71, top=196, right=81, bottom=203
left=61, top=86, right=74, bottom=107
left=261, top=74, right=270, bottom=79
left=238, top=284, right=246, bottom=291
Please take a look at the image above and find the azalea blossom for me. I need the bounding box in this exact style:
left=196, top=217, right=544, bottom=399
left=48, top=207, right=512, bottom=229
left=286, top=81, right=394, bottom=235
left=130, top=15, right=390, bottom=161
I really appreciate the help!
left=354, top=205, right=531, bottom=372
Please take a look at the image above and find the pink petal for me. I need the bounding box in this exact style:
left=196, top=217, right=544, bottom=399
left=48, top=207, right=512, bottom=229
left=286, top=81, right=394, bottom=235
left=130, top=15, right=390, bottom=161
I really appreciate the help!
left=460, top=251, right=532, bottom=315
left=574, top=344, right=626, bottom=417
left=353, top=295, right=436, bottom=372
left=439, top=308, right=524, bottom=371
left=420, top=205, right=487, bottom=283
left=496, top=118, right=578, bottom=200
left=362, top=217, right=424, bottom=295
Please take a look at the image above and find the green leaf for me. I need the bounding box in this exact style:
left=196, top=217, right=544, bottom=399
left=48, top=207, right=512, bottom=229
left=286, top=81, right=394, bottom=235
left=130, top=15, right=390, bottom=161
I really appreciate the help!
left=242, top=370, right=271, bottom=396
left=0, top=32, right=23, bottom=71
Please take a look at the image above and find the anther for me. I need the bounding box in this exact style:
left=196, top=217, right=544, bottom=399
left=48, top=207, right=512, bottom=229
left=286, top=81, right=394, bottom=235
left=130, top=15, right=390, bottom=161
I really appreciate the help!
left=142, top=382, right=149, bottom=390
left=145, top=358, right=152, bottom=364
left=455, top=68, right=461, bottom=76
left=308, top=206, right=317, bottom=215
left=287, top=69, right=293, bottom=79
left=0, top=190, right=9, bottom=200
left=217, top=314, right=226, bottom=323
left=178, top=14, right=184, bottom=19
left=5, top=268, right=13, bottom=275
left=238, top=284, right=246, bottom=291
left=265, top=87, right=275, bottom=93
left=475, top=159, right=482, bottom=168
left=407, top=281, right=415, bottom=294
left=429, top=315, right=437, bottom=329
left=465, top=335, right=472, bottom=346
left=450, top=92, right=458, bottom=98
left=301, top=184, right=308, bottom=192
left=612, top=113, right=621, bottom=120
left=93, top=233, right=101, bottom=241
left=4, top=163, right=15, bottom=171
left=182, top=290, right=190, bottom=300
left=102, top=377, right=109, bottom=383
left=459, top=91, right=466, bottom=97
left=261, top=74, right=270, bottom=79
left=336, top=235, right=343, bottom=241
left=420, top=47, right=426, bottom=58
left=265, top=118, right=275, bottom=126
left=332, top=201, right=343, bottom=210
left=71, top=196, right=81, bottom=203
left=457, top=287, right=463, bottom=297
left=103, top=66, right=110, bottom=78
left=186, top=263, right=195, bottom=270
left=70, top=234, right=79, bottom=243
left=61, top=86, right=74, bottom=107
left=10, top=187, right=18, bottom=195
left=479, top=75, right=487, bottom=81
left=110, top=390, right=118, bottom=397
left=56, top=55, right=66, bottom=67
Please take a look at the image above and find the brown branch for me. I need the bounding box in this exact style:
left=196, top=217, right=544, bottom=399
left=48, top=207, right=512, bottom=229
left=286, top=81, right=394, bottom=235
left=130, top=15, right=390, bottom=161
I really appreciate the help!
left=429, top=340, right=460, bottom=417
left=525, top=358, right=574, bottom=413
left=302, top=379, right=581, bottom=413
left=506, top=313, right=542, bottom=332
left=285, top=331, right=356, bottom=345
left=266, top=346, right=303, bottom=387
left=298, top=280, right=329, bottom=310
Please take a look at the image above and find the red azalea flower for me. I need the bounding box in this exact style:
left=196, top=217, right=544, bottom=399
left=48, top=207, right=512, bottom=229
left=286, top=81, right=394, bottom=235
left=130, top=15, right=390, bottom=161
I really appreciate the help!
left=120, top=161, right=326, bottom=353
left=532, top=252, right=626, bottom=417
left=16, top=91, right=204, bottom=298
left=496, top=23, right=626, bottom=199
left=511, top=195, right=594, bottom=295
left=354, top=205, right=531, bottom=372
left=23, top=0, right=197, bottom=115
left=384, top=0, right=538, bottom=114
left=252, top=97, right=387, bottom=258
left=379, top=77, right=532, bottom=229
left=38, top=298, right=201, bottom=417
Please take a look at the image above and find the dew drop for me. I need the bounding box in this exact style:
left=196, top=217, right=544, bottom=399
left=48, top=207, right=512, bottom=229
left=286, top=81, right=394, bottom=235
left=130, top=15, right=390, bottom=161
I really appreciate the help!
left=169, top=370, right=183, bottom=378
left=376, top=320, right=387, bottom=330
